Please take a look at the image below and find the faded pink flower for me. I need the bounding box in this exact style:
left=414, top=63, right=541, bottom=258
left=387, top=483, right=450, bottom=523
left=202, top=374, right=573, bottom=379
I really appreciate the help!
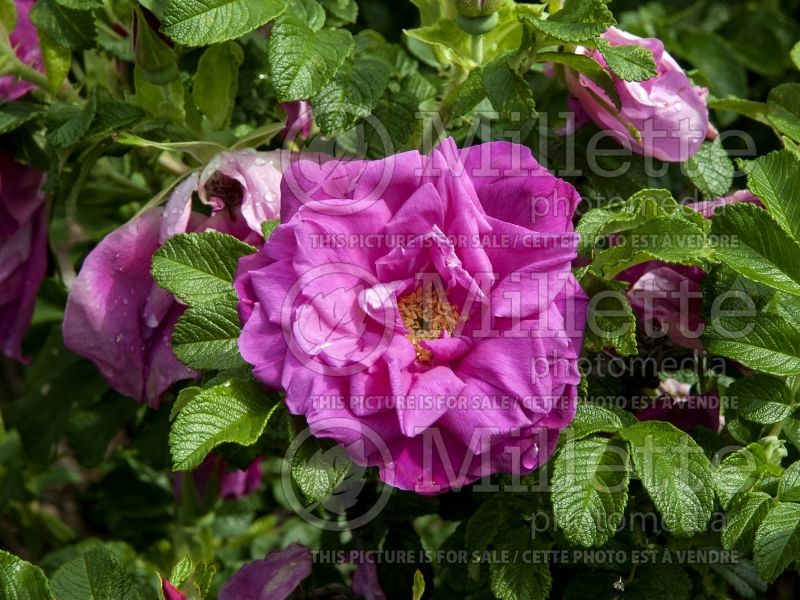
left=219, top=543, right=312, bottom=600
left=618, top=190, right=762, bottom=350
left=63, top=150, right=283, bottom=407
left=235, top=139, right=588, bottom=493
left=564, top=27, right=714, bottom=162
left=0, top=150, right=47, bottom=361
left=638, top=378, right=721, bottom=433
left=0, top=0, right=43, bottom=100
left=175, top=454, right=262, bottom=502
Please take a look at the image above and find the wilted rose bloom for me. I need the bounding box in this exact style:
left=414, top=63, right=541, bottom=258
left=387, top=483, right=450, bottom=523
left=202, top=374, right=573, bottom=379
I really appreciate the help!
left=220, top=543, right=312, bottom=600
left=618, top=190, right=761, bottom=350
left=63, top=150, right=283, bottom=407
left=638, top=378, right=721, bottom=433
left=0, top=0, right=43, bottom=100
left=161, top=579, right=186, bottom=600
left=564, top=27, right=714, bottom=162
left=174, top=453, right=262, bottom=502
left=220, top=542, right=385, bottom=599
left=281, top=100, right=314, bottom=140
left=0, top=151, right=47, bottom=361
left=235, top=139, right=588, bottom=493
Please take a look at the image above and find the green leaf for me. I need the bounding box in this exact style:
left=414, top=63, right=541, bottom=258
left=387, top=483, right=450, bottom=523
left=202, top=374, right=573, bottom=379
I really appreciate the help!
left=288, top=0, right=325, bottom=31
left=320, top=0, right=357, bottom=26
left=703, top=305, right=800, bottom=377
left=311, top=56, right=391, bottom=136
left=489, top=528, right=551, bottom=600
left=684, top=138, right=734, bottom=199
left=566, top=402, right=628, bottom=440
left=50, top=547, right=141, bottom=600
left=778, top=462, right=800, bottom=502
left=151, top=231, right=256, bottom=306
left=713, top=442, right=783, bottom=509
left=596, top=39, right=657, bottom=82
left=261, top=219, right=280, bottom=240
left=161, top=0, right=287, bottom=47
left=29, top=0, right=96, bottom=50
left=552, top=436, right=629, bottom=547
left=767, top=83, right=800, bottom=142
left=576, top=189, right=684, bottom=256
left=267, top=14, right=354, bottom=102
left=591, top=216, right=711, bottom=279
left=290, top=435, right=353, bottom=504
left=619, top=421, right=714, bottom=535
left=578, top=269, right=637, bottom=356
left=67, top=394, right=138, bottom=468
left=0, top=0, right=16, bottom=31
left=740, top=150, right=800, bottom=241
left=171, top=298, right=245, bottom=371
left=709, top=559, right=767, bottom=600
left=39, top=32, right=71, bottom=93
left=0, top=550, right=54, bottom=600
left=45, top=95, right=96, bottom=148
left=753, top=502, right=800, bottom=582
left=193, top=42, right=244, bottom=131
left=132, top=6, right=178, bottom=85
left=0, top=101, right=43, bottom=135
left=411, top=569, right=425, bottom=600
left=536, top=51, right=620, bottom=109
left=721, top=492, right=774, bottom=551
left=362, top=91, right=418, bottom=159
left=170, top=378, right=281, bottom=471
left=708, top=96, right=771, bottom=125
left=481, top=55, right=536, bottom=121
left=792, top=41, right=800, bottom=71
left=710, top=203, right=800, bottom=297
left=728, top=375, right=793, bottom=425
left=675, top=30, right=746, bottom=101
left=520, top=0, right=615, bottom=44
left=168, top=556, right=193, bottom=588
left=625, top=563, right=692, bottom=600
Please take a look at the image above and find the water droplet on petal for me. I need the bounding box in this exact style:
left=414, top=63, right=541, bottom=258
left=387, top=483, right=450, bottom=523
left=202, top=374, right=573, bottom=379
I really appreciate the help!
left=115, top=334, right=123, bottom=343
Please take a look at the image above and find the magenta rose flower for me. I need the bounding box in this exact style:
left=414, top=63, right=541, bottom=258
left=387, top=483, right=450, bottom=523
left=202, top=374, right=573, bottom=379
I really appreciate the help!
left=219, top=543, right=312, bottom=600
left=63, top=150, right=284, bottom=407
left=0, top=0, right=43, bottom=100
left=564, top=27, right=714, bottom=162
left=618, top=190, right=761, bottom=350
left=638, top=378, right=721, bottom=434
left=235, top=138, right=588, bottom=493
left=174, top=453, right=262, bottom=502
left=0, top=151, right=47, bottom=362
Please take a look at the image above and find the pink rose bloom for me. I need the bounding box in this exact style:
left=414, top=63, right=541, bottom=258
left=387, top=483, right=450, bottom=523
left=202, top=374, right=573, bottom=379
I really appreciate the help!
left=564, top=27, right=714, bottom=162
left=174, top=453, right=262, bottom=502
left=235, top=139, right=588, bottom=493
left=161, top=579, right=186, bottom=600
left=0, top=151, right=47, bottom=361
left=618, top=190, right=761, bottom=350
left=638, top=378, right=721, bottom=433
left=63, top=150, right=283, bottom=407
left=220, top=543, right=312, bottom=600
left=0, top=0, right=43, bottom=100
left=281, top=100, right=314, bottom=140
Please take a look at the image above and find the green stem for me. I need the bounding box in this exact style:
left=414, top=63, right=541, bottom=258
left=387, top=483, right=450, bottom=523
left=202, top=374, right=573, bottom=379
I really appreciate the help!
left=471, top=33, right=484, bottom=65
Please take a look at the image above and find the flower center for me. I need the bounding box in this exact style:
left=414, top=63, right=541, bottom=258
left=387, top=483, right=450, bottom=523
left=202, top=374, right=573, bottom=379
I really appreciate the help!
left=397, top=284, right=467, bottom=363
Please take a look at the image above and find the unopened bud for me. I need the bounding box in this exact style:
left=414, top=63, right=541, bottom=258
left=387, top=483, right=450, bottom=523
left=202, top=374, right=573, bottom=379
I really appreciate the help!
left=455, top=0, right=505, bottom=18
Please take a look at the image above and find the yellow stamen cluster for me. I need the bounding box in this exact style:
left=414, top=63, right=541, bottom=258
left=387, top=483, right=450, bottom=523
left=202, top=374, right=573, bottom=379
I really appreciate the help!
left=397, top=284, right=467, bottom=363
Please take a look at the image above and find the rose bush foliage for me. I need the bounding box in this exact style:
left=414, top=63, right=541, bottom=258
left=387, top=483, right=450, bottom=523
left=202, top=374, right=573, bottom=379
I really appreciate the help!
left=1, top=1, right=800, bottom=599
